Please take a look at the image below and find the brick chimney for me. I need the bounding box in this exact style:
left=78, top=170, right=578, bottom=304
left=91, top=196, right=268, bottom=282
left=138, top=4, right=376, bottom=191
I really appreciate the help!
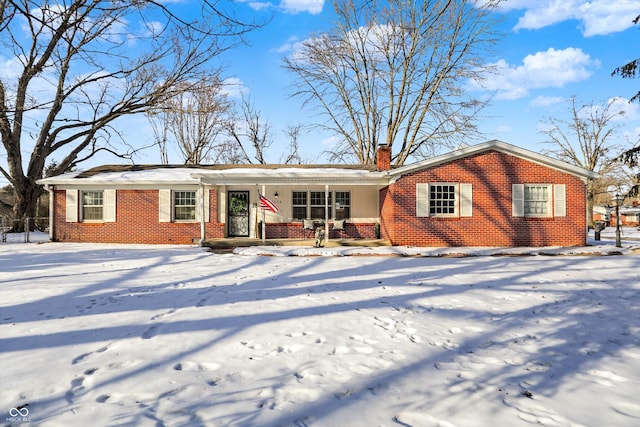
left=376, top=143, right=391, bottom=171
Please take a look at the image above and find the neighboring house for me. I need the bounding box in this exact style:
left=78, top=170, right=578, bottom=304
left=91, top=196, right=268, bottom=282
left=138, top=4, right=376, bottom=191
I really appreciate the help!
left=594, top=204, right=640, bottom=227
left=38, top=140, right=598, bottom=247
left=593, top=205, right=612, bottom=224
left=610, top=206, right=640, bottom=227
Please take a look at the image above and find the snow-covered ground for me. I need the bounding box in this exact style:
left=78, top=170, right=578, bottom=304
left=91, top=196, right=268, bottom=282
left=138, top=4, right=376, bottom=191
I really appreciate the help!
left=1, top=229, right=639, bottom=426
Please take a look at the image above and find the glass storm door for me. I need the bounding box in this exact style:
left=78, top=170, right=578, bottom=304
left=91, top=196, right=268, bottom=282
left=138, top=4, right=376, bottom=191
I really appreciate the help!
left=228, top=191, right=250, bottom=237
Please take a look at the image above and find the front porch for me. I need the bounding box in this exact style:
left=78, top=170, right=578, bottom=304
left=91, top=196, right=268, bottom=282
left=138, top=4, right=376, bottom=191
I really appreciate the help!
left=203, top=237, right=391, bottom=250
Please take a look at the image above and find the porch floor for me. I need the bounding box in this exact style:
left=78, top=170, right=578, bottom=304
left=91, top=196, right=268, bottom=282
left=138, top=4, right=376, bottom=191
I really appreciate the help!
left=203, top=237, right=391, bottom=250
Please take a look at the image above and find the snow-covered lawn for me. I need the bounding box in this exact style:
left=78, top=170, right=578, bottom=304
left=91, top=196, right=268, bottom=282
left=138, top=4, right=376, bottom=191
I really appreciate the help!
left=1, top=230, right=640, bottom=426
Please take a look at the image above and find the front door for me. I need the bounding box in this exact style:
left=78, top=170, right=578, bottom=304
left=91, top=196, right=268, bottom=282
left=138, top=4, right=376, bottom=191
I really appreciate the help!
left=228, top=191, right=250, bottom=237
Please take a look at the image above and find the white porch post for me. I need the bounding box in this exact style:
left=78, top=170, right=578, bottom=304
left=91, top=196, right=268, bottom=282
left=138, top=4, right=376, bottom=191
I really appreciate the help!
left=46, top=185, right=54, bottom=241
left=261, top=184, right=266, bottom=242
left=199, top=179, right=206, bottom=246
left=324, top=184, right=329, bottom=243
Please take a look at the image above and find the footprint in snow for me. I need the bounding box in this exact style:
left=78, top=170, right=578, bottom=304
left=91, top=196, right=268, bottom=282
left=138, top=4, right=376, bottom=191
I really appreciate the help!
left=394, top=411, right=458, bottom=427
left=578, top=369, right=629, bottom=387
left=72, top=344, right=111, bottom=364
left=503, top=394, right=575, bottom=426
left=141, top=324, right=160, bottom=339
left=150, top=309, right=176, bottom=320
left=612, top=401, right=640, bottom=418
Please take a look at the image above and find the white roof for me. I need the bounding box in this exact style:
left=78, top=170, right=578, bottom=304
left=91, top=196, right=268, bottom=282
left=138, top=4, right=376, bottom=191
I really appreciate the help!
left=38, top=166, right=386, bottom=187
left=38, top=168, right=203, bottom=186
left=37, top=140, right=598, bottom=187
left=191, top=167, right=387, bottom=185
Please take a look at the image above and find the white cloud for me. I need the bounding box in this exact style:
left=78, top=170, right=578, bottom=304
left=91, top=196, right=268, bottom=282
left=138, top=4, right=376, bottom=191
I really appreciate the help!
left=274, top=36, right=301, bottom=53
left=0, top=55, right=24, bottom=80
left=320, top=134, right=340, bottom=147
left=279, top=0, right=324, bottom=15
left=530, top=95, right=565, bottom=108
left=499, top=0, right=639, bottom=36
left=247, top=1, right=273, bottom=12
left=608, top=96, right=640, bottom=121
left=473, top=47, right=599, bottom=100
left=237, top=0, right=322, bottom=14
left=221, top=77, right=249, bottom=98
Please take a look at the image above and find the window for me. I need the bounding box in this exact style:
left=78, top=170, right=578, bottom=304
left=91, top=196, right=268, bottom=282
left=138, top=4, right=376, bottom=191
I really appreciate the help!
left=524, top=185, right=550, bottom=216
left=292, top=191, right=307, bottom=220
left=310, top=191, right=331, bottom=219
left=513, top=184, right=564, bottom=218
left=82, top=191, right=104, bottom=221
left=291, top=190, right=348, bottom=220
left=429, top=184, right=456, bottom=216
left=174, top=191, right=196, bottom=221
left=335, top=191, right=351, bottom=220
left=159, top=188, right=208, bottom=223
left=416, top=183, right=472, bottom=218
left=66, top=190, right=115, bottom=223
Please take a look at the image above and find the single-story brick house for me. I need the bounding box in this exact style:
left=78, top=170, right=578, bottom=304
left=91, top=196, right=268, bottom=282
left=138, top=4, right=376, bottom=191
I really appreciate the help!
left=37, top=140, right=598, bottom=247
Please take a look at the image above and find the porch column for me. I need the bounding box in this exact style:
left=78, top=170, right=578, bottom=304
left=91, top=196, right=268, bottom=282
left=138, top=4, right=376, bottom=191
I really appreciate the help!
left=199, top=178, right=206, bottom=246
left=261, top=184, right=266, bottom=242
left=324, top=184, right=329, bottom=243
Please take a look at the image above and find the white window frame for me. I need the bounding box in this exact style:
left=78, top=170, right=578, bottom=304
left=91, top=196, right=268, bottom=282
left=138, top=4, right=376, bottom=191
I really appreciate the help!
left=173, top=190, right=197, bottom=221
left=429, top=183, right=458, bottom=217
left=524, top=184, right=551, bottom=217
left=334, top=191, right=351, bottom=220
left=513, top=184, right=565, bottom=218
left=416, top=183, right=472, bottom=218
left=81, top=190, right=104, bottom=221
left=291, top=190, right=350, bottom=220
left=64, top=189, right=116, bottom=223
left=159, top=188, right=209, bottom=223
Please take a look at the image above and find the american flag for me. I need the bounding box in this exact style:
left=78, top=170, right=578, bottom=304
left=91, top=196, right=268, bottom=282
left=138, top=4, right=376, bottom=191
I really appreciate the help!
left=259, top=193, right=280, bottom=213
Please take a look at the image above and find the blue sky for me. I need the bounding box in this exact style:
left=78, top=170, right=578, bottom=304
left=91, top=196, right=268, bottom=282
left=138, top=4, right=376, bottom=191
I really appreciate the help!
left=193, top=0, right=640, bottom=164
left=2, top=0, right=640, bottom=181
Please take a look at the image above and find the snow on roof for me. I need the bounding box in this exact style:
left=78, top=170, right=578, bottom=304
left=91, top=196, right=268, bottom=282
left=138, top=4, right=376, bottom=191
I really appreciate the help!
left=38, top=167, right=203, bottom=186
left=37, top=164, right=382, bottom=186
left=37, top=141, right=599, bottom=187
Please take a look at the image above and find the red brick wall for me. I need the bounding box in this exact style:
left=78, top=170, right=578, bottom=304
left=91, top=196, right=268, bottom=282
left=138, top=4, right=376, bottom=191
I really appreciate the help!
left=53, top=189, right=224, bottom=244
left=380, top=150, right=588, bottom=247
left=379, top=186, right=395, bottom=242
left=377, top=145, right=391, bottom=171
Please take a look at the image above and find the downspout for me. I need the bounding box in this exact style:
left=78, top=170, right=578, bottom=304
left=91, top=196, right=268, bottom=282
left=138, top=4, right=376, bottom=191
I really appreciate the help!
left=199, top=178, right=206, bottom=247
left=45, top=184, right=54, bottom=241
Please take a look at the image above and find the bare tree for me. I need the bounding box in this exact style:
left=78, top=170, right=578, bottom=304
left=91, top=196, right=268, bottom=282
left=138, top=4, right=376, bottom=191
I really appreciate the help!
left=280, top=124, right=304, bottom=164
left=540, top=96, right=627, bottom=227
left=283, top=0, right=502, bottom=166
left=213, top=98, right=308, bottom=165
left=0, top=0, right=260, bottom=224
left=147, top=109, right=170, bottom=165
left=160, top=76, right=231, bottom=164
left=223, top=94, right=272, bottom=164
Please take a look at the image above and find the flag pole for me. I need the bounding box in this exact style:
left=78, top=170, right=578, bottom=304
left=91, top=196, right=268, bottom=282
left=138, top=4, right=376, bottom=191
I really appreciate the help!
left=261, top=185, right=266, bottom=243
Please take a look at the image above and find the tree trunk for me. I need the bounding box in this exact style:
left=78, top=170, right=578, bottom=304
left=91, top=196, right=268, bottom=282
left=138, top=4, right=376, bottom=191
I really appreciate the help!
left=586, top=184, right=595, bottom=229
left=12, top=179, right=41, bottom=232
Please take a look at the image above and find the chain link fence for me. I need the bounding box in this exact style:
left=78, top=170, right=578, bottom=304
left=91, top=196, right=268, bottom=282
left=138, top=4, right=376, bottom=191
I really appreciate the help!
left=1, top=217, right=49, bottom=243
